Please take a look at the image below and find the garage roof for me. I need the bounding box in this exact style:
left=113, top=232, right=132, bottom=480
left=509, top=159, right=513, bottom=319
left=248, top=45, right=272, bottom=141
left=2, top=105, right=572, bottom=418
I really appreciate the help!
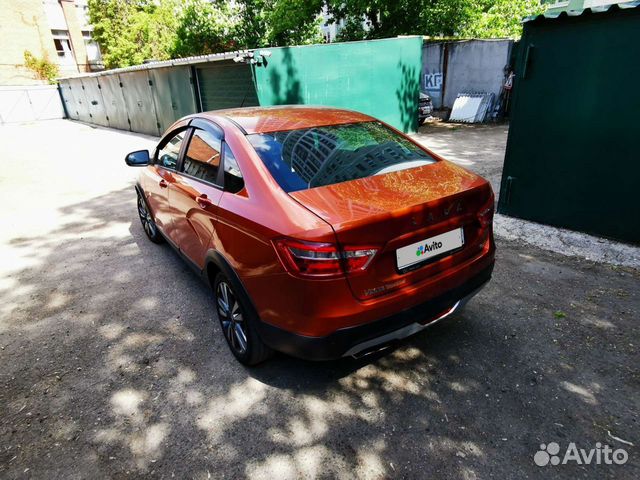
left=524, top=0, right=640, bottom=22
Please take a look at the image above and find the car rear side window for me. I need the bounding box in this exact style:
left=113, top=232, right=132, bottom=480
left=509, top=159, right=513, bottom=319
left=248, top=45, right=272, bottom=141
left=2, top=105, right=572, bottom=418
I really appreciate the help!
left=182, top=128, right=222, bottom=185
left=247, top=121, right=436, bottom=193
left=156, top=130, right=186, bottom=170
left=223, top=144, right=244, bottom=193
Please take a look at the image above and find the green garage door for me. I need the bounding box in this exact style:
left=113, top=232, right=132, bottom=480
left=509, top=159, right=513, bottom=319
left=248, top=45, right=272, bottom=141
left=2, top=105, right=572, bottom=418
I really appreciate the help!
left=196, top=61, right=259, bottom=111
left=498, top=5, right=640, bottom=244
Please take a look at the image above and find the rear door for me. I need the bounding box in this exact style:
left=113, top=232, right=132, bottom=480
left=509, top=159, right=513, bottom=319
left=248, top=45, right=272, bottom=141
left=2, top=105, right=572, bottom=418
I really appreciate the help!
left=169, top=119, right=224, bottom=268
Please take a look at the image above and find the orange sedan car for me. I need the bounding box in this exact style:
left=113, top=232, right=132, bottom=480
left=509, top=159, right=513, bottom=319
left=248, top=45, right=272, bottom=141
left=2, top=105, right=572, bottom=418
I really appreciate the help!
left=125, top=106, right=495, bottom=365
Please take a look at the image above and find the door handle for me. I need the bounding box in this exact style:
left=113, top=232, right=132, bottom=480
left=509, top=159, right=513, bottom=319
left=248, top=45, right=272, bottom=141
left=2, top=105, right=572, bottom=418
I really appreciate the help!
left=196, top=194, right=214, bottom=208
left=159, top=179, right=168, bottom=188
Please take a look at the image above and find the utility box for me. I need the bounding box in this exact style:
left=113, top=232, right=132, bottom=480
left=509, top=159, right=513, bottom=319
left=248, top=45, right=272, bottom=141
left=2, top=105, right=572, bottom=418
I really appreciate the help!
left=498, top=2, right=640, bottom=244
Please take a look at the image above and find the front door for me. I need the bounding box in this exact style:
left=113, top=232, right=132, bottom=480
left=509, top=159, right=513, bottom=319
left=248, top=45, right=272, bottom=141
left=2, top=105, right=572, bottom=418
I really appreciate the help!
left=170, top=124, right=224, bottom=268
left=144, top=129, right=187, bottom=239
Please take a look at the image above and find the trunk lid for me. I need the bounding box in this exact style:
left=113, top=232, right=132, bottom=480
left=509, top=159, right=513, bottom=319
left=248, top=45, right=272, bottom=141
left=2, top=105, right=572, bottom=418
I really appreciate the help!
left=289, top=161, right=493, bottom=300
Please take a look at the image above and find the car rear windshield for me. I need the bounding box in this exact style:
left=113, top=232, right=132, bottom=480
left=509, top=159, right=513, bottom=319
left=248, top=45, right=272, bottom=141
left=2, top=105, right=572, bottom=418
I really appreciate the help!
left=246, top=121, right=436, bottom=193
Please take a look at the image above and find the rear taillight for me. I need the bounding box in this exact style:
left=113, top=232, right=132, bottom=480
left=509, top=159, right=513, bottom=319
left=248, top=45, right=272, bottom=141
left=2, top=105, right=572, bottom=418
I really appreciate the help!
left=274, top=238, right=378, bottom=278
left=477, top=191, right=495, bottom=228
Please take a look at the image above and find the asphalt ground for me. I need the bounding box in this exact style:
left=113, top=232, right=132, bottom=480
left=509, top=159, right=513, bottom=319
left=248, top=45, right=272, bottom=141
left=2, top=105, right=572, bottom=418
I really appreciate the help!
left=1, top=120, right=638, bottom=479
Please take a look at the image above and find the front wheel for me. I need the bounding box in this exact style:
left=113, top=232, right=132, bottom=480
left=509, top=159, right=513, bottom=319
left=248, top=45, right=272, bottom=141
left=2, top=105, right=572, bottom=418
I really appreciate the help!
left=137, top=192, right=163, bottom=244
left=214, top=273, right=273, bottom=365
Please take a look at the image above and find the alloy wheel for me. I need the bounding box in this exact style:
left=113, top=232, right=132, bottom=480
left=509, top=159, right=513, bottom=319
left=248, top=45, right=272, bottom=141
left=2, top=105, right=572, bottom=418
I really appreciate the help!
left=216, top=281, right=248, bottom=355
left=137, top=196, right=156, bottom=238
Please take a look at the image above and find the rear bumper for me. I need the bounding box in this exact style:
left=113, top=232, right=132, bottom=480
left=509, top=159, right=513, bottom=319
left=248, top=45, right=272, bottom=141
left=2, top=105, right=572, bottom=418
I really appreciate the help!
left=258, top=261, right=494, bottom=360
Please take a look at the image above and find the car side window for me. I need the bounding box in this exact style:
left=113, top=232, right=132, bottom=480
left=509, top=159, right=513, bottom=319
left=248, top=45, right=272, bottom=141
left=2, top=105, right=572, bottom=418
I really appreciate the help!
left=156, top=130, right=186, bottom=170
left=182, top=128, right=222, bottom=185
left=223, top=143, right=244, bottom=193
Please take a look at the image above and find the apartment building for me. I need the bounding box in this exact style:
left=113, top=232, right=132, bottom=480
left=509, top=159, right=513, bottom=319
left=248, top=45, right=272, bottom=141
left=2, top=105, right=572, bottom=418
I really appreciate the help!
left=0, top=0, right=103, bottom=85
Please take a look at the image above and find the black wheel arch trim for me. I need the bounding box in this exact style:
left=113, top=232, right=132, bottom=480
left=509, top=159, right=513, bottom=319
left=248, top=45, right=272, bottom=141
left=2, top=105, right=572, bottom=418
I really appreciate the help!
left=204, top=250, right=262, bottom=324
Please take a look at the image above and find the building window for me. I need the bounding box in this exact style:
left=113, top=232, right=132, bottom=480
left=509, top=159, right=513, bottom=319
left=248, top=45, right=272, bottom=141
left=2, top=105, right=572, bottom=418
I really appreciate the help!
left=44, top=0, right=67, bottom=30
left=83, top=31, right=103, bottom=68
left=51, top=30, right=75, bottom=65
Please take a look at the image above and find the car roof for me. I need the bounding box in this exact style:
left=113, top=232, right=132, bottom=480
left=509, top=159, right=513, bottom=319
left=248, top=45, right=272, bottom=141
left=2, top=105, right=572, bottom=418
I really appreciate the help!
left=199, top=106, right=375, bottom=134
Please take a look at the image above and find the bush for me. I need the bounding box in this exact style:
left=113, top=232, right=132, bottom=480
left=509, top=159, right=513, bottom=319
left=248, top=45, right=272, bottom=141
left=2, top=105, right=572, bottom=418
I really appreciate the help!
left=23, top=51, right=59, bottom=84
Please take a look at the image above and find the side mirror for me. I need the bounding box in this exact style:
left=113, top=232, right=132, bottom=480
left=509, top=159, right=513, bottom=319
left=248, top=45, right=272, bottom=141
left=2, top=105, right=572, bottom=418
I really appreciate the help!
left=125, top=150, right=150, bottom=166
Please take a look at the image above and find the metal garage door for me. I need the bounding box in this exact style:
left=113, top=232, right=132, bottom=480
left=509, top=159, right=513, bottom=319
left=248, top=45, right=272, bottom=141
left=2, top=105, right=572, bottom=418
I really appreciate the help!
left=81, top=77, right=109, bottom=127
left=498, top=6, right=640, bottom=243
left=58, top=80, right=76, bottom=119
left=149, top=66, right=197, bottom=133
left=196, top=61, right=258, bottom=111
left=67, top=78, right=90, bottom=122
left=119, top=70, right=160, bottom=136
left=99, top=74, right=129, bottom=131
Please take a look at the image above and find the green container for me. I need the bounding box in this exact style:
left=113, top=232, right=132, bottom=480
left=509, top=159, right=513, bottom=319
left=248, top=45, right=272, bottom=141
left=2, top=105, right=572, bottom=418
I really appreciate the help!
left=498, top=4, right=640, bottom=244
left=253, top=37, right=423, bottom=133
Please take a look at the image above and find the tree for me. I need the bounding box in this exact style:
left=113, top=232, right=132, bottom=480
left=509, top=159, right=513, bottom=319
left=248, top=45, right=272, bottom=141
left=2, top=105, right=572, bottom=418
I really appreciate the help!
left=327, top=0, right=544, bottom=41
left=88, top=0, right=179, bottom=68
left=263, top=0, right=325, bottom=46
left=327, top=0, right=479, bottom=40
left=88, top=0, right=542, bottom=70
left=462, top=0, right=544, bottom=38
left=88, top=0, right=324, bottom=68
left=171, top=0, right=237, bottom=57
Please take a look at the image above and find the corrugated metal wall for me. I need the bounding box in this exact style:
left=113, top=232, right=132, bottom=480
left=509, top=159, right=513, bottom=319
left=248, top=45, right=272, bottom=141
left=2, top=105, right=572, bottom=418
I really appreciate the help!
left=498, top=5, right=640, bottom=244
left=58, top=37, right=423, bottom=134
left=196, top=61, right=258, bottom=111
left=59, top=66, right=197, bottom=136
left=421, top=43, right=445, bottom=108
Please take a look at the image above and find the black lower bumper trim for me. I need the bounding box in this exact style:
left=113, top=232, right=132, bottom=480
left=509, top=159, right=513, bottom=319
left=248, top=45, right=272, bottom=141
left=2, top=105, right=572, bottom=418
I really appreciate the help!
left=258, top=262, right=494, bottom=361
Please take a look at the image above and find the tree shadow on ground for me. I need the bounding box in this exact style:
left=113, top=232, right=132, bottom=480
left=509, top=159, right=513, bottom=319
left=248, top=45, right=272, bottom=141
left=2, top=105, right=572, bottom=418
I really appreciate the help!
left=1, top=185, right=639, bottom=479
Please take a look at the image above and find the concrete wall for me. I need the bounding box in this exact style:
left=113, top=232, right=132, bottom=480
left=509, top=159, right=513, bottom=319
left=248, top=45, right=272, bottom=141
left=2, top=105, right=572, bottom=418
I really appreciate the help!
left=421, top=39, right=513, bottom=109
left=0, top=0, right=59, bottom=85
left=0, top=0, right=94, bottom=86
left=421, top=43, right=445, bottom=108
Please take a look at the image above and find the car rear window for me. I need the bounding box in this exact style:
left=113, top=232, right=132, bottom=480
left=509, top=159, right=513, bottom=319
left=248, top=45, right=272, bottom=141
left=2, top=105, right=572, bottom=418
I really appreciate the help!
left=247, top=121, right=436, bottom=192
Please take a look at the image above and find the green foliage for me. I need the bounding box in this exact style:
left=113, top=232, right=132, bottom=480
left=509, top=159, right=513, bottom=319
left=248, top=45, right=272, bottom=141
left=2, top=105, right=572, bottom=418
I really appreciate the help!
left=171, top=0, right=237, bottom=57
left=23, top=50, right=59, bottom=84
left=462, top=0, right=545, bottom=38
left=88, top=0, right=324, bottom=68
left=88, top=0, right=180, bottom=69
left=329, top=0, right=544, bottom=41
left=234, top=0, right=270, bottom=48
left=327, top=0, right=479, bottom=39
left=335, top=16, right=367, bottom=42
left=87, top=0, right=543, bottom=69
left=263, top=0, right=325, bottom=46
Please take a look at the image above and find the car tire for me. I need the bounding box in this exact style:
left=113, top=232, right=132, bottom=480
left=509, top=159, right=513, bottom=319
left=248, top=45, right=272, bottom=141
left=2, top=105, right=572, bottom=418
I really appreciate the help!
left=214, top=272, right=273, bottom=365
left=137, top=192, right=164, bottom=244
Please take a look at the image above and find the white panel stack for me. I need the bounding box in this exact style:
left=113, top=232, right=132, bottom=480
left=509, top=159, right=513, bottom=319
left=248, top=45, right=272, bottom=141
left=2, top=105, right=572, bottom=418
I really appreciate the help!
left=449, top=92, right=494, bottom=123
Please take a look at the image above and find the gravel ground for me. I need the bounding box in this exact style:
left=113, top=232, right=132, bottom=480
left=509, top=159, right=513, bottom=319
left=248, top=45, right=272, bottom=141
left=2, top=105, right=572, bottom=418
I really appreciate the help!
left=1, top=120, right=638, bottom=479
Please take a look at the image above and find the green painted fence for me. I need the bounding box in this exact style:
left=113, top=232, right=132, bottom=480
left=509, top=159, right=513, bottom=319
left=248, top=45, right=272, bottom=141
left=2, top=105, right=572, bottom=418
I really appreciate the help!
left=253, top=37, right=423, bottom=133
